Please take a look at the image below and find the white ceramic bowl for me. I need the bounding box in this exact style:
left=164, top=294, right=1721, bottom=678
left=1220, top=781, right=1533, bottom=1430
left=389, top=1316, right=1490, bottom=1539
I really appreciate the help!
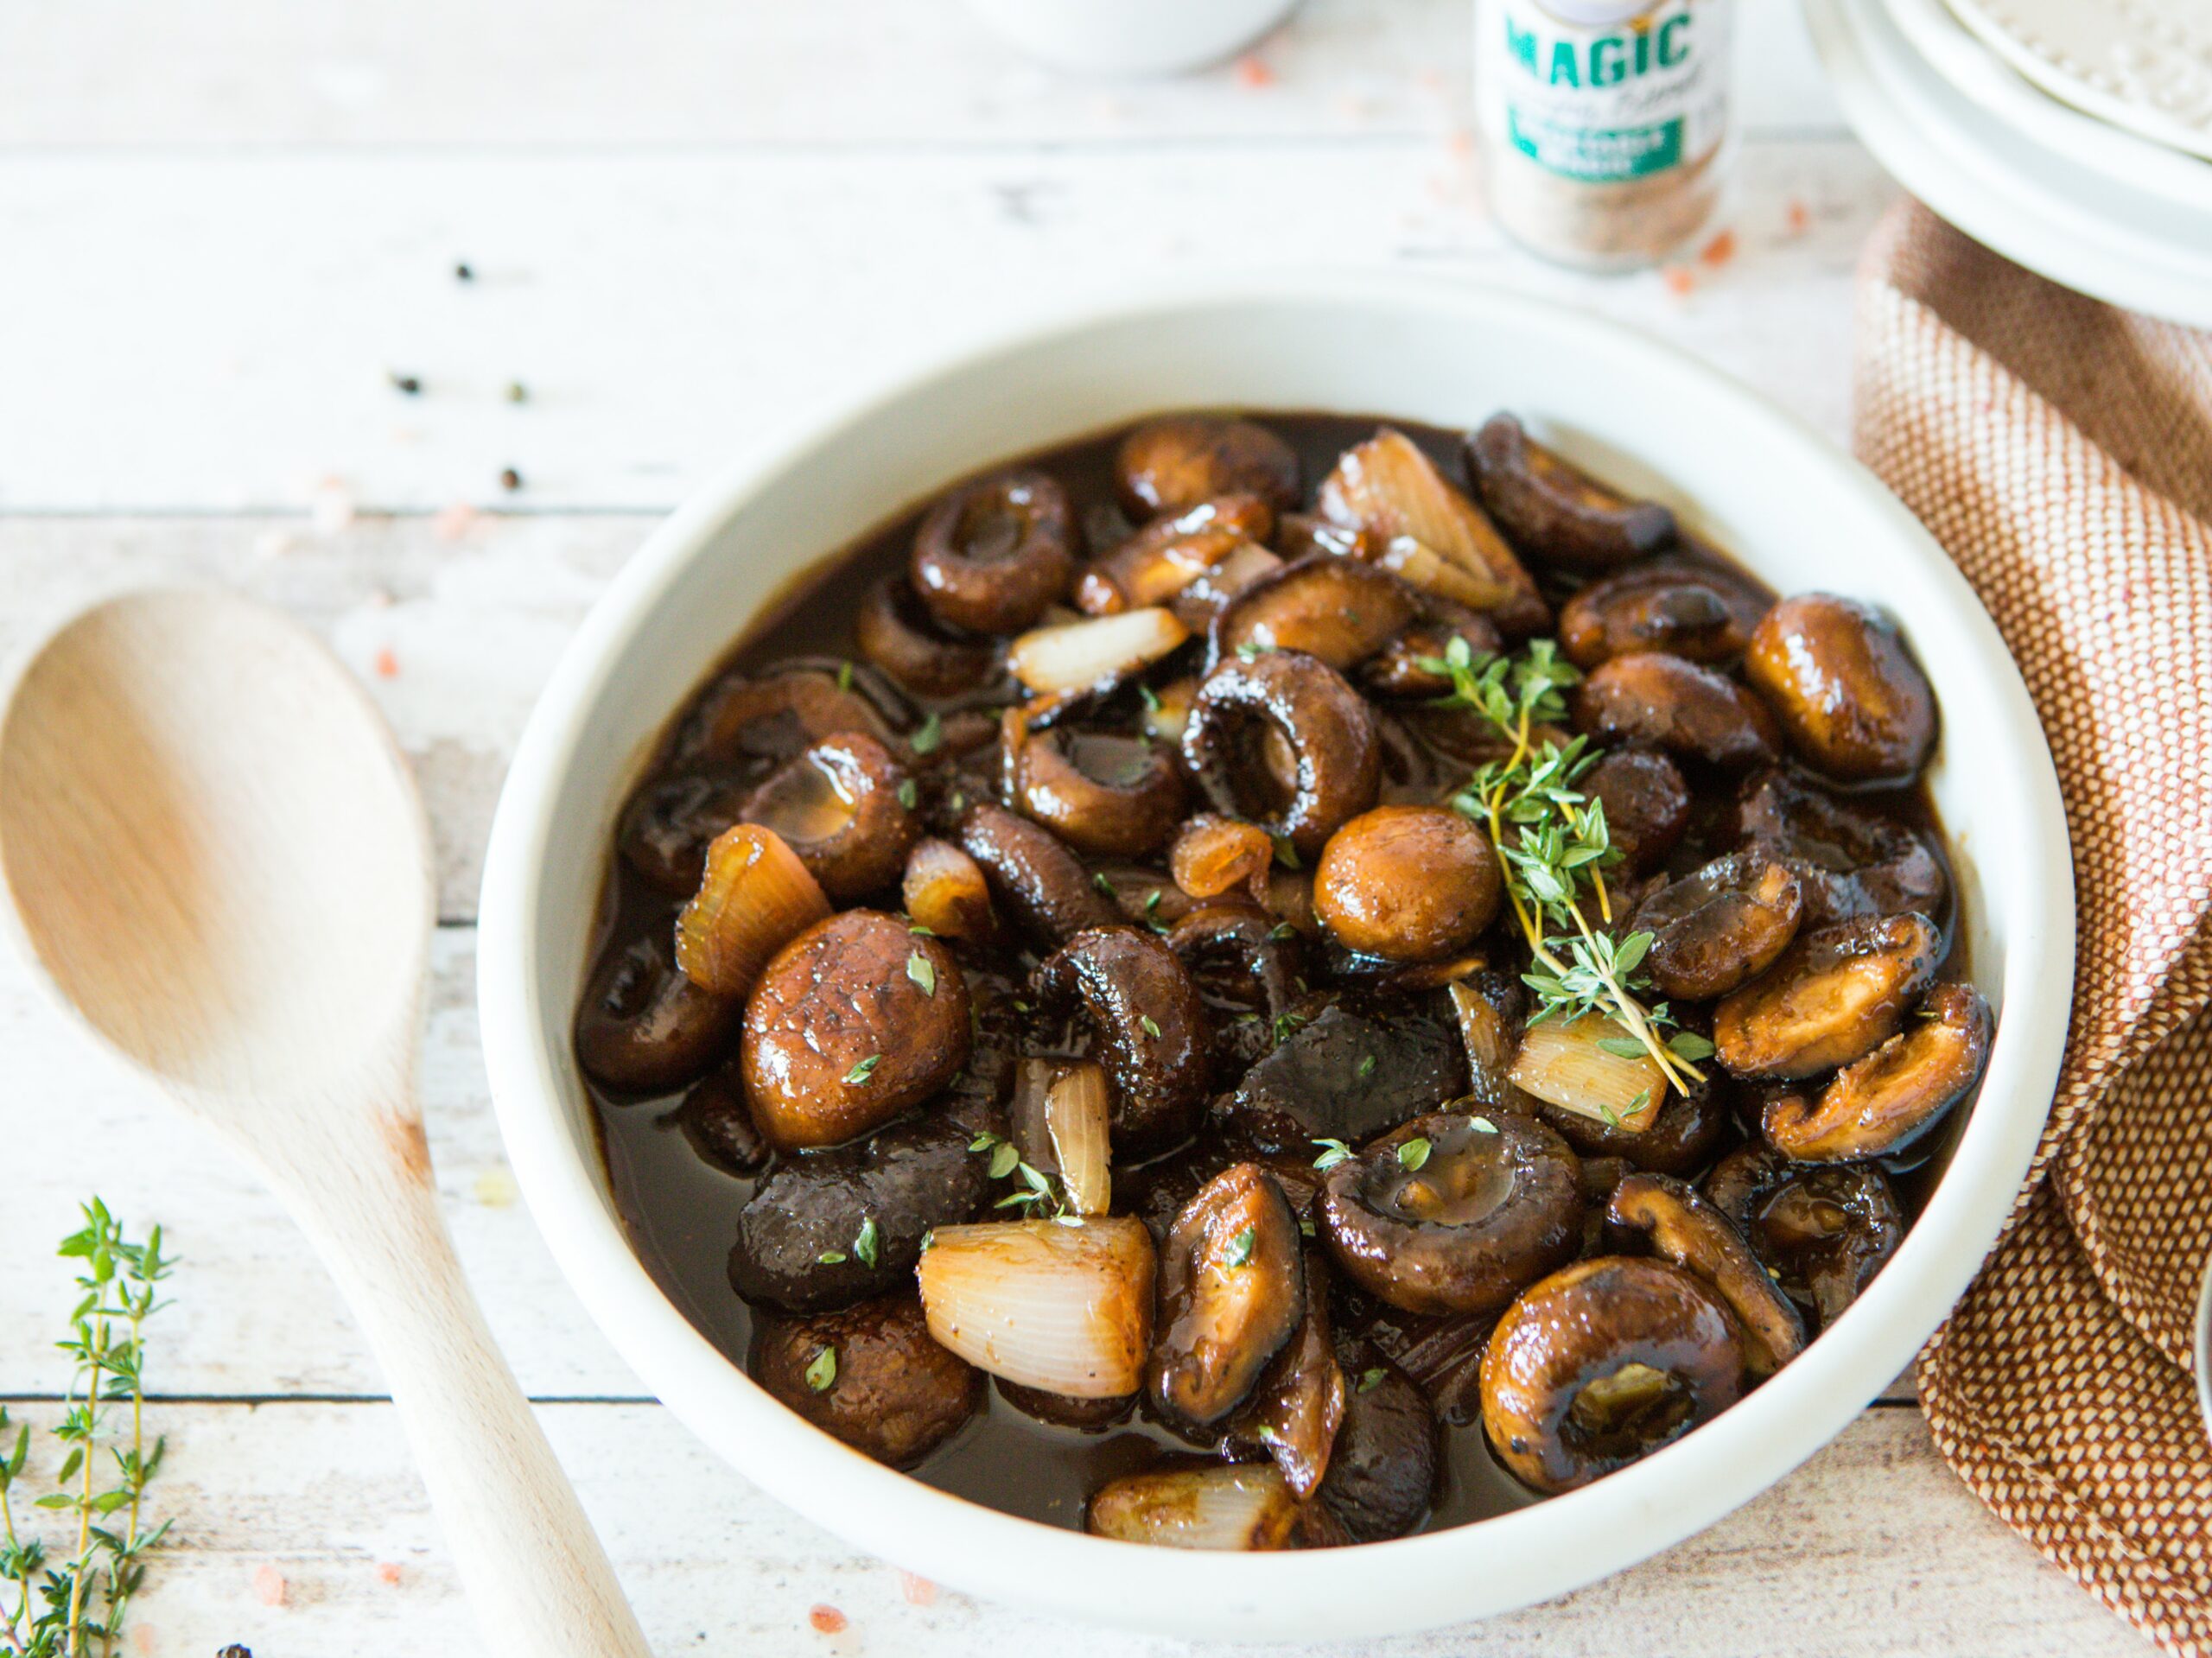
left=957, top=0, right=1299, bottom=76
left=479, top=272, right=2074, bottom=1641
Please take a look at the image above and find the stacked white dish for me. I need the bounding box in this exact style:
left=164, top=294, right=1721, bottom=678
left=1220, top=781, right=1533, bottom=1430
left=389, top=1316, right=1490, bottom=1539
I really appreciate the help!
left=1803, top=0, right=2212, bottom=327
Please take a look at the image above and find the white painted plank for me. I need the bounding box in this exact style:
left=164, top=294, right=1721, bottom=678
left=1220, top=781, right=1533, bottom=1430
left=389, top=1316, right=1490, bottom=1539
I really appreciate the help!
left=0, top=1403, right=2122, bottom=1657
left=2, top=0, right=1841, bottom=149
left=0, top=139, right=1889, bottom=513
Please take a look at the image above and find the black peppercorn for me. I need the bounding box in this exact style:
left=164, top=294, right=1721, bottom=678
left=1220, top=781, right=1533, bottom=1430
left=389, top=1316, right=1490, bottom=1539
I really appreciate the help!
left=499, top=467, right=522, bottom=492
left=387, top=371, right=422, bottom=396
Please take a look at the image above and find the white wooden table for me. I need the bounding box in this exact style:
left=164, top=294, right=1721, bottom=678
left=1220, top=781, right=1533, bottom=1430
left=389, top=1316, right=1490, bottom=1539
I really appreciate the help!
left=0, top=3, right=2144, bottom=1652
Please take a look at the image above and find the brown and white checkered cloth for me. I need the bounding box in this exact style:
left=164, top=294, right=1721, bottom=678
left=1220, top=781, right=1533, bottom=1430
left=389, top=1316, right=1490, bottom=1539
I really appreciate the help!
left=1853, top=200, right=2212, bottom=1655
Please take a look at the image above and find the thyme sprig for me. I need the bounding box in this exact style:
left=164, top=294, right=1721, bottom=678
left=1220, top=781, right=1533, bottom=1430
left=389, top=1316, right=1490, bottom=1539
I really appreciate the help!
left=968, top=1131, right=1069, bottom=1221
left=1421, top=636, right=1706, bottom=1097
left=0, top=1200, right=174, bottom=1658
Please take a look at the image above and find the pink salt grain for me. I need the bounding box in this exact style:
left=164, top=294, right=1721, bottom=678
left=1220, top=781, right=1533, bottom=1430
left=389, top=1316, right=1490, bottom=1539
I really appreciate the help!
left=376, top=1561, right=404, bottom=1586
left=809, top=1603, right=849, bottom=1634
left=252, top=1563, right=287, bottom=1606
left=899, top=1571, right=938, bottom=1606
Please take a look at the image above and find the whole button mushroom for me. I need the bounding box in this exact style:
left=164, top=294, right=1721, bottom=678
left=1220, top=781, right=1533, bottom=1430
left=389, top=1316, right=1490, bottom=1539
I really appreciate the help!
left=1573, top=652, right=1782, bottom=771
left=1556, top=557, right=1770, bottom=669
left=1147, top=1164, right=1306, bottom=1435
left=1464, top=414, right=1677, bottom=574
left=1703, top=1143, right=1904, bottom=1326
left=1580, top=747, right=1690, bottom=876
left=1030, top=925, right=1211, bottom=1152
left=1313, top=805, right=1502, bottom=964
left=1313, top=1350, right=1440, bottom=1543
left=740, top=910, right=971, bottom=1150
left=1745, top=594, right=1936, bottom=783
left=750, top=1293, right=982, bottom=1469
left=1181, top=649, right=1382, bottom=861
left=911, top=468, right=1077, bottom=636
left=1115, top=415, right=1302, bottom=518
left=1632, top=851, right=1806, bottom=1001
left=575, top=931, right=740, bottom=1096
left=740, top=730, right=921, bottom=903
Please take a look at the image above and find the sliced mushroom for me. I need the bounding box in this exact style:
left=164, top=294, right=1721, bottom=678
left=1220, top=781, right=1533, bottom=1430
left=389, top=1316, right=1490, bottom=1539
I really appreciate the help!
left=1031, top=925, right=1211, bottom=1151
left=1182, top=649, right=1382, bottom=860
left=1001, top=705, right=1187, bottom=859
left=1171, top=543, right=1288, bottom=634
left=1703, top=1143, right=1904, bottom=1325
left=853, top=575, right=998, bottom=697
left=1480, top=1255, right=1742, bottom=1494
left=1632, top=851, right=1804, bottom=1001
left=1464, top=414, right=1676, bottom=573
left=575, top=930, right=739, bottom=1095
left=1713, top=912, right=1942, bottom=1080
left=751, top=1293, right=982, bottom=1469
left=618, top=772, right=747, bottom=896
left=1318, top=429, right=1549, bottom=636
left=1086, top=1463, right=1302, bottom=1551
left=1319, top=1111, right=1583, bottom=1317
left=954, top=801, right=1120, bottom=948
left=1228, top=1252, right=1346, bottom=1498
left=677, top=664, right=892, bottom=769
left=1762, top=981, right=1993, bottom=1162
left=901, top=836, right=998, bottom=944
left=740, top=910, right=972, bottom=1149
left=1557, top=557, right=1769, bottom=668
left=1745, top=594, right=1936, bottom=784
left=1607, top=1172, right=1806, bottom=1376
left=1209, top=555, right=1421, bottom=674
left=1313, top=1350, right=1439, bottom=1543
left=1580, top=747, right=1690, bottom=876
left=1313, top=805, right=1502, bottom=964
left=728, top=1115, right=990, bottom=1312
left=1573, top=652, right=1782, bottom=771
left=1075, top=494, right=1275, bottom=615
left=740, top=730, right=920, bottom=903
left=1731, top=767, right=1948, bottom=928
left=1116, top=416, right=1301, bottom=518
left=1148, top=1164, right=1306, bottom=1433
left=911, top=468, right=1077, bottom=635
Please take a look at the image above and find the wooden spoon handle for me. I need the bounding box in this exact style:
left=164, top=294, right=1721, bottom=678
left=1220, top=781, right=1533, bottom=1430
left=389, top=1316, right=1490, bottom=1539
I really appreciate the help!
left=277, top=1108, right=652, bottom=1658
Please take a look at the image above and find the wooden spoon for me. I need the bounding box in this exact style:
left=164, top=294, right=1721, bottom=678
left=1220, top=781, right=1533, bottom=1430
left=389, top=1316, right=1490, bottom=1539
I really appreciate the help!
left=0, top=591, right=652, bottom=1658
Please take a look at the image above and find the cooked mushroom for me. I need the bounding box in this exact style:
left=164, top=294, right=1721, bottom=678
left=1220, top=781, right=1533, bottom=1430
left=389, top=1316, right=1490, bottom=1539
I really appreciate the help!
left=1359, top=603, right=1504, bottom=700
left=1228, top=1252, right=1346, bottom=1497
left=673, top=1059, right=770, bottom=1174
left=1731, top=767, right=1948, bottom=928
left=1762, top=981, right=1993, bottom=1162
left=1116, top=416, right=1301, bottom=518
left=918, top=1217, right=1155, bottom=1397
left=1745, top=594, right=1936, bottom=784
left=1579, top=747, right=1690, bottom=876
left=901, top=836, right=998, bottom=943
left=1086, top=1463, right=1302, bottom=1551
left=1031, top=925, right=1211, bottom=1151
left=1703, top=1143, right=1904, bottom=1324
left=1001, top=706, right=1187, bottom=859
left=1076, top=494, right=1276, bottom=615
left=1319, top=1111, right=1583, bottom=1317
left=1168, top=905, right=1306, bottom=1039
left=1148, top=1164, right=1306, bottom=1433
left=1317, top=429, right=1550, bottom=636
left=1713, top=912, right=1942, bottom=1080
left=618, top=772, right=747, bottom=896
left=911, top=468, right=1077, bottom=635
left=729, top=1115, right=989, bottom=1311
left=853, top=576, right=998, bottom=698
left=995, top=1376, right=1135, bottom=1431
left=752, top=1293, right=982, bottom=1468
left=1313, top=805, right=1502, bottom=964
left=677, top=664, right=891, bottom=769
left=1210, top=555, right=1421, bottom=674
left=575, top=931, right=740, bottom=1095
left=1480, top=1255, right=1743, bottom=1494
left=1446, top=971, right=1524, bottom=1112
left=1172, top=543, right=1288, bottom=633
left=954, top=801, right=1120, bottom=947
left=1557, top=557, right=1768, bottom=668
left=1464, top=414, right=1676, bottom=572
left=740, top=909, right=972, bottom=1149
left=1313, top=1351, right=1439, bottom=1543
left=1573, top=652, right=1782, bottom=771
left=1182, top=649, right=1382, bottom=860
left=1632, top=851, right=1805, bottom=1001
left=1606, top=1173, right=1806, bottom=1376
left=1230, top=996, right=1468, bottom=1153
left=739, top=730, right=920, bottom=903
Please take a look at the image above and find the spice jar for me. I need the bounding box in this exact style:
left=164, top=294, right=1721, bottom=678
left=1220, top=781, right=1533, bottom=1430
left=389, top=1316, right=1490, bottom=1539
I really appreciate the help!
left=1474, top=0, right=1735, bottom=271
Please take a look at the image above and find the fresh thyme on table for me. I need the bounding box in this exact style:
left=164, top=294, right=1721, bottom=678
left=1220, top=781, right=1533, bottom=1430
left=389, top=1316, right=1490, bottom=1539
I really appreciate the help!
left=1420, top=634, right=1711, bottom=1098
left=0, top=1200, right=174, bottom=1658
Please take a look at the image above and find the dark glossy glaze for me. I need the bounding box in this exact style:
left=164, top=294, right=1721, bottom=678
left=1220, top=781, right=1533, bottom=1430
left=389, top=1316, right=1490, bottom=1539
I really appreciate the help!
left=578, top=412, right=1972, bottom=1536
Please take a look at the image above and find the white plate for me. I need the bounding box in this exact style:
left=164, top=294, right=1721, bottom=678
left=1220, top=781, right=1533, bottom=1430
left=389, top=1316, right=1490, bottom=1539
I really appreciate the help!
left=1885, top=0, right=2212, bottom=209
left=478, top=270, right=2075, bottom=1640
left=1944, top=0, right=2212, bottom=162
left=1807, top=0, right=2212, bottom=327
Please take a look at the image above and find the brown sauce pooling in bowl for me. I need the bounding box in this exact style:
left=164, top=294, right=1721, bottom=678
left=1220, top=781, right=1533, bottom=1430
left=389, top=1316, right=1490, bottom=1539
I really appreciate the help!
left=576, top=412, right=1976, bottom=1538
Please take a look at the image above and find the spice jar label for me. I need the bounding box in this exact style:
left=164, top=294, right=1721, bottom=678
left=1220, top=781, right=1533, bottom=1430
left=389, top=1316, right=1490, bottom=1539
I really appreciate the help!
left=1477, top=0, right=1732, bottom=185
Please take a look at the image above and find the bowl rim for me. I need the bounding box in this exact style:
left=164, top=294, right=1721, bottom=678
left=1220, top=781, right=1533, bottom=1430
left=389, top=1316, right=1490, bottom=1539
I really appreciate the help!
left=477, top=269, right=2075, bottom=1638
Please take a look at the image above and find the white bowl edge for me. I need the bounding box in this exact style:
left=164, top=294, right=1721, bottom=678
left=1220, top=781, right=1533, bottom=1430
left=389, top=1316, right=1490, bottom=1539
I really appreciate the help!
left=478, top=269, right=2075, bottom=1642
